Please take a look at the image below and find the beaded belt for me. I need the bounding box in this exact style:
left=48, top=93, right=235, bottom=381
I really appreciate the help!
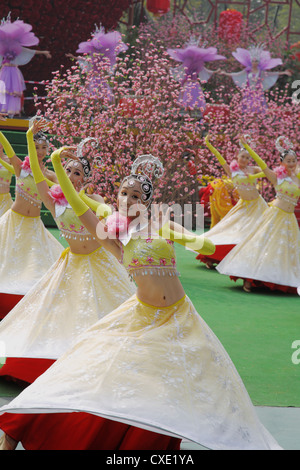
left=276, top=192, right=298, bottom=207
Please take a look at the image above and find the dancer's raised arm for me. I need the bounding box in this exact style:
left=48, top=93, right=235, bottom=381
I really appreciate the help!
left=0, top=131, right=23, bottom=177
left=204, top=134, right=231, bottom=177
left=51, top=148, right=119, bottom=257
left=239, top=135, right=277, bottom=186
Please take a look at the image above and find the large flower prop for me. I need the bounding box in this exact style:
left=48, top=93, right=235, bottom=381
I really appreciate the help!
left=232, top=45, right=282, bottom=73
left=0, top=17, right=39, bottom=62
left=77, top=29, right=128, bottom=69
left=167, top=40, right=226, bottom=109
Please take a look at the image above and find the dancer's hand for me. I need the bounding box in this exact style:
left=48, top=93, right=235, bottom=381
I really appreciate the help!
left=239, top=135, right=247, bottom=147
left=0, top=113, right=7, bottom=121
left=59, top=146, right=77, bottom=160
left=43, top=51, right=52, bottom=59
left=31, top=117, right=48, bottom=135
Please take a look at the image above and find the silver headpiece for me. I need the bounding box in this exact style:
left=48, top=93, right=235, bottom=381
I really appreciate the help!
left=185, top=35, right=207, bottom=48
left=1, top=11, right=12, bottom=26
left=123, top=154, right=164, bottom=205
left=275, top=136, right=296, bottom=161
left=76, top=137, right=99, bottom=179
left=248, top=43, right=265, bottom=62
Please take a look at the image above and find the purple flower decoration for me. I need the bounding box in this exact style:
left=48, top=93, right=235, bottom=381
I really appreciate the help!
left=0, top=20, right=39, bottom=59
left=77, top=30, right=128, bottom=67
left=167, top=43, right=225, bottom=109
left=232, top=46, right=282, bottom=72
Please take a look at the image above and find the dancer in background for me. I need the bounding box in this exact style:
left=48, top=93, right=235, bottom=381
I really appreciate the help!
left=66, top=25, right=128, bottom=102
left=196, top=134, right=268, bottom=269
left=220, top=44, right=291, bottom=116
left=0, top=14, right=51, bottom=116
left=0, top=152, right=281, bottom=450
left=203, top=176, right=239, bottom=228
left=0, top=119, right=135, bottom=384
left=217, top=135, right=300, bottom=294
left=0, top=126, right=62, bottom=317
left=167, top=36, right=225, bottom=111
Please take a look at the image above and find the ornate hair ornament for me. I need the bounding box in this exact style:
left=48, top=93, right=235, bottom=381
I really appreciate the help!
left=248, top=43, right=265, bottom=62
left=275, top=136, right=296, bottom=161
left=33, top=131, right=49, bottom=146
left=123, top=154, right=164, bottom=205
left=76, top=137, right=99, bottom=179
left=1, top=11, right=12, bottom=26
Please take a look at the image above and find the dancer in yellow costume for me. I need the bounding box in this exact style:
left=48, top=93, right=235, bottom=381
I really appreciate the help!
left=196, top=134, right=268, bottom=268
left=0, top=152, right=281, bottom=450
left=217, top=135, right=300, bottom=294
left=0, top=119, right=134, bottom=384
left=208, top=176, right=239, bottom=227
left=0, top=124, right=63, bottom=317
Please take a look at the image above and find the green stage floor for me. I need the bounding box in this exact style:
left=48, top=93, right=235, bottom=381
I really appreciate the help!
left=0, top=228, right=299, bottom=449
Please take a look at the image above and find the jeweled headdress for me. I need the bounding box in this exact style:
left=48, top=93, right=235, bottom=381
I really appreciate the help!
left=76, top=137, right=99, bottom=179
left=33, top=131, right=49, bottom=146
left=122, top=154, right=164, bottom=205
left=275, top=136, right=296, bottom=161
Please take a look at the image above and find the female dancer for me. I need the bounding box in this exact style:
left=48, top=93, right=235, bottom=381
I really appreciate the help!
left=0, top=119, right=135, bottom=384
left=217, top=136, right=300, bottom=294
left=0, top=14, right=51, bottom=116
left=220, top=44, right=291, bottom=116
left=167, top=37, right=225, bottom=111
left=0, top=151, right=281, bottom=450
left=0, top=127, right=63, bottom=317
left=196, top=134, right=268, bottom=269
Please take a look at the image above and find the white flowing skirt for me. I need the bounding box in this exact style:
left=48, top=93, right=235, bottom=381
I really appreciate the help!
left=204, top=195, right=268, bottom=245
left=0, top=246, right=135, bottom=360
left=0, top=210, right=63, bottom=295
left=0, top=295, right=281, bottom=450
left=0, top=193, right=13, bottom=218
left=217, top=205, right=300, bottom=289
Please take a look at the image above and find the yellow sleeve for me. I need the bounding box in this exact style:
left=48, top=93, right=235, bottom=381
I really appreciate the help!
left=51, top=149, right=89, bottom=217
left=26, top=129, right=45, bottom=184
left=241, top=143, right=267, bottom=170
left=248, top=171, right=265, bottom=182
left=0, top=157, right=14, bottom=174
left=205, top=136, right=226, bottom=166
left=0, top=131, right=16, bottom=159
left=158, top=223, right=215, bottom=255
left=78, top=190, right=112, bottom=219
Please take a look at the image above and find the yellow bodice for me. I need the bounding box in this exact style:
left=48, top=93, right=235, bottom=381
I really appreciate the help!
left=0, top=164, right=12, bottom=191
left=56, top=206, right=96, bottom=241
left=121, top=236, right=179, bottom=278
left=275, top=179, right=300, bottom=207
left=16, top=174, right=42, bottom=208
left=232, top=173, right=258, bottom=192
